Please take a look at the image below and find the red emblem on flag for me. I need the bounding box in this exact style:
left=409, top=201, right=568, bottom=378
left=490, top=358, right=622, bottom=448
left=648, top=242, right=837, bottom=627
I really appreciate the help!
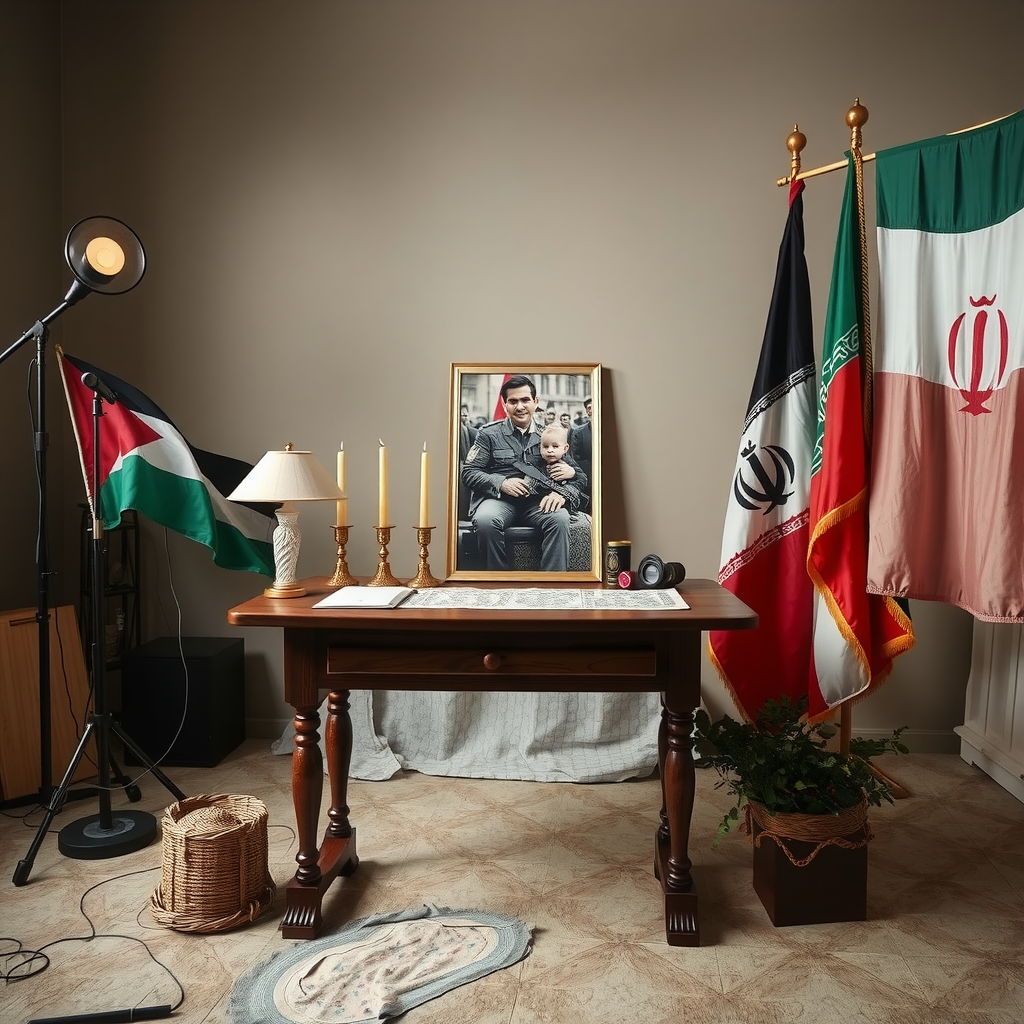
left=948, top=294, right=1009, bottom=415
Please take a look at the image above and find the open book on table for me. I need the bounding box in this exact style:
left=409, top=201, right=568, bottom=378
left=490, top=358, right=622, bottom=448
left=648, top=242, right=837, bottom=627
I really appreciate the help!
left=313, top=586, right=414, bottom=610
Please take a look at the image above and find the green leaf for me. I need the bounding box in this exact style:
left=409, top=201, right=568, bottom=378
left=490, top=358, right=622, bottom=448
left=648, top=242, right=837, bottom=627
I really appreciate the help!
left=690, top=694, right=910, bottom=842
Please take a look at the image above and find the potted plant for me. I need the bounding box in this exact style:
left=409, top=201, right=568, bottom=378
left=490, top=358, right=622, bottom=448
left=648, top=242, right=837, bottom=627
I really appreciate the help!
left=694, top=695, right=907, bottom=926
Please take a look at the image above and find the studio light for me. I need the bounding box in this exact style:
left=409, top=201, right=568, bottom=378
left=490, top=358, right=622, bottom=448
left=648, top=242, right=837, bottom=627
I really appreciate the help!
left=64, top=215, right=146, bottom=300
left=4, top=215, right=165, bottom=886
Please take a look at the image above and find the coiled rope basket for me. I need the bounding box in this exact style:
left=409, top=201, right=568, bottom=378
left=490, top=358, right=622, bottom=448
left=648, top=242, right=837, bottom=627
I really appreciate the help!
left=742, top=798, right=872, bottom=867
left=151, top=794, right=276, bottom=933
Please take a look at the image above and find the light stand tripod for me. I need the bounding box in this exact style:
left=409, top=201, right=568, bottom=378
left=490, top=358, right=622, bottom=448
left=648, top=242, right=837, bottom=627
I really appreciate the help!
left=0, top=220, right=143, bottom=828
left=14, top=376, right=186, bottom=879
left=4, top=216, right=182, bottom=885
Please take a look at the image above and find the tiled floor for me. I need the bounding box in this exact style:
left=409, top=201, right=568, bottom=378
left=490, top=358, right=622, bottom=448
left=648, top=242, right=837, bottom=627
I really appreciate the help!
left=2, top=741, right=1023, bottom=1023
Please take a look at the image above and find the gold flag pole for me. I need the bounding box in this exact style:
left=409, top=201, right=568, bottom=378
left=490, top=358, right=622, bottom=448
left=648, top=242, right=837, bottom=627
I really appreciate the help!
left=840, top=99, right=867, bottom=761
left=54, top=343, right=95, bottom=520
left=844, top=100, right=909, bottom=797
left=793, top=103, right=910, bottom=797
left=777, top=107, right=1014, bottom=186
left=835, top=101, right=869, bottom=763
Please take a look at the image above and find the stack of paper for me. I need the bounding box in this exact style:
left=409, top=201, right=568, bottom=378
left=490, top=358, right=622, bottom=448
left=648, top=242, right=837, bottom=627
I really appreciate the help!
left=313, top=586, right=414, bottom=609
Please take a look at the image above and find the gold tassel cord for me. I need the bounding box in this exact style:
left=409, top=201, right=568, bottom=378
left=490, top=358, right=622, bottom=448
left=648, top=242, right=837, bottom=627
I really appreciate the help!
left=849, top=103, right=874, bottom=446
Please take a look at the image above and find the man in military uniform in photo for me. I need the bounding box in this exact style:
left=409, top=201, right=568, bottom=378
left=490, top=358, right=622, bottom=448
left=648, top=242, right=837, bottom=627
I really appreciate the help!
left=462, top=374, right=587, bottom=571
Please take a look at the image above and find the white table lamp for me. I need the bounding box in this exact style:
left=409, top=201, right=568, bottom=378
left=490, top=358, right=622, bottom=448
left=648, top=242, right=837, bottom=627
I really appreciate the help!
left=229, top=443, right=344, bottom=598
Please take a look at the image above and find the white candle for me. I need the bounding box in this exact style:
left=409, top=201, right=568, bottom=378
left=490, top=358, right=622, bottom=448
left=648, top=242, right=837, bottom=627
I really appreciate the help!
left=336, top=442, right=347, bottom=526
left=378, top=440, right=389, bottom=525
left=418, top=442, right=429, bottom=527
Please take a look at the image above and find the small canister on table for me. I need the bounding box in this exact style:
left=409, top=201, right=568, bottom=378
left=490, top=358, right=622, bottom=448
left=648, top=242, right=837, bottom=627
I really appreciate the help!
left=604, top=540, right=631, bottom=588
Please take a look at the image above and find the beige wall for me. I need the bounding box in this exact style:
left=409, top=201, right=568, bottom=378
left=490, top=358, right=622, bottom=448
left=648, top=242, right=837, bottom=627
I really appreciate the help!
left=4, top=0, right=1022, bottom=747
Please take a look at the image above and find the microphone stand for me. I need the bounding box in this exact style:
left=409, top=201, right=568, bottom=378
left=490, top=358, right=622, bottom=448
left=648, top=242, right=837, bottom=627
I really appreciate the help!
left=13, top=376, right=186, bottom=883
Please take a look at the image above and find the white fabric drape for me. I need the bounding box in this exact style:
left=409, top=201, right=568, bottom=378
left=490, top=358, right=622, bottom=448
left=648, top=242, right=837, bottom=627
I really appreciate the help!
left=272, top=691, right=662, bottom=783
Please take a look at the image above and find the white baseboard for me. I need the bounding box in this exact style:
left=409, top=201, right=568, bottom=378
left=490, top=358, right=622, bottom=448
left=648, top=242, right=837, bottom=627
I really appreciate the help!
left=834, top=727, right=960, bottom=756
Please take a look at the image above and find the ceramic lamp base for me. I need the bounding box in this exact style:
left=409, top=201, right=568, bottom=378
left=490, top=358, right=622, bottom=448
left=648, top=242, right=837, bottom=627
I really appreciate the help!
left=263, top=581, right=307, bottom=599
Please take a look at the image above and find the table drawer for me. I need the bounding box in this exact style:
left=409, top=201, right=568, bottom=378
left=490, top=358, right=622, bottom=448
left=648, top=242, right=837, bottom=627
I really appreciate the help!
left=327, top=644, right=657, bottom=678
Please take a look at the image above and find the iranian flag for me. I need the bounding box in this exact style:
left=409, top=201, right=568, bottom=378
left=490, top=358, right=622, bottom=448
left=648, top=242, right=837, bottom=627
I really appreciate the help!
left=807, top=156, right=914, bottom=717
left=867, top=108, right=1024, bottom=622
left=709, top=180, right=815, bottom=721
left=57, top=348, right=275, bottom=577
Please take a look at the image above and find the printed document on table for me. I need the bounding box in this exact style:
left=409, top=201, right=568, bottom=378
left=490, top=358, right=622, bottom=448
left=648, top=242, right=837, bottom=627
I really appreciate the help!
left=402, top=588, right=689, bottom=611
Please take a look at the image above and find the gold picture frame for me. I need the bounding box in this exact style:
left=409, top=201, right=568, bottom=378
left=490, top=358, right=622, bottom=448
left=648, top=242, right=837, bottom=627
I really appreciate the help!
left=447, top=363, right=601, bottom=581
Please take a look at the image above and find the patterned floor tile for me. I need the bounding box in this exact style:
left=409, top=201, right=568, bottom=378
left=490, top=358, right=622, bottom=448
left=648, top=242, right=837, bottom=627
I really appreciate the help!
left=2, top=744, right=1023, bottom=1024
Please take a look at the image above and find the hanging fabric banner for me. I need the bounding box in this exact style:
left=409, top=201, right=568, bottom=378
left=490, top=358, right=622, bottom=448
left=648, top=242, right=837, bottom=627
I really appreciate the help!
left=709, top=179, right=816, bottom=721
left=57, top=347, right=276, bottom=577
left=807, top=155, right=914, bottom=716
left=867, top=108, right=1024, bottom=622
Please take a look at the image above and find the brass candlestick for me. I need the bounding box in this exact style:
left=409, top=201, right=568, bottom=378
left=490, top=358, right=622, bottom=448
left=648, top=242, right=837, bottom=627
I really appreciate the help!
left=408, top=526, right=443, bottom=588
left=367, top=526, right=402, bottom=587
left=327, top=525, right=359, bottom=588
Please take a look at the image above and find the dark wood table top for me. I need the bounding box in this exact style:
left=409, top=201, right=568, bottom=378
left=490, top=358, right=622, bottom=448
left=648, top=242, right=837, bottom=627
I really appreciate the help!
left=227, top=577, right=758, bottom=634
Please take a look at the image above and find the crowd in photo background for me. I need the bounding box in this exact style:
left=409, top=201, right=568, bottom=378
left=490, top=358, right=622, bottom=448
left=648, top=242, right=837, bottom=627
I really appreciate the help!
left=456, top=372, right=594, bottom=524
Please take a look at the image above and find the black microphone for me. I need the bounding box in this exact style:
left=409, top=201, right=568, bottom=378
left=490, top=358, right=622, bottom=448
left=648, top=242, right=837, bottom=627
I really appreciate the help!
left=81, top=371, right=117, bottom=404
left=27, top=1005, right=172, bottom=1024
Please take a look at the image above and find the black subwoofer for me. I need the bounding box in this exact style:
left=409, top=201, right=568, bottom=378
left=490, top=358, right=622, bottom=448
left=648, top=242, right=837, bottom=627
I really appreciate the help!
left=120, top=636, right=245, bottom=767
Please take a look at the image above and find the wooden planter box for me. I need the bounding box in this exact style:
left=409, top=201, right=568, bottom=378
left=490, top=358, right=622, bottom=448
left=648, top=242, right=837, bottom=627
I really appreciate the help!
left=749, top=807, right=868, bottom=927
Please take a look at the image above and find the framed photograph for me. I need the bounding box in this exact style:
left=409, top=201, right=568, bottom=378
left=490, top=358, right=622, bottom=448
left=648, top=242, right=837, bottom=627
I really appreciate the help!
left=446, top=363, right=601, bottom=581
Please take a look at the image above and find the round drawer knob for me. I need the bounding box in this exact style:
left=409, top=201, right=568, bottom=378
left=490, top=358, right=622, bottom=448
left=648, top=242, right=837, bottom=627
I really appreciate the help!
left=483, top=653, right=502, bottom=671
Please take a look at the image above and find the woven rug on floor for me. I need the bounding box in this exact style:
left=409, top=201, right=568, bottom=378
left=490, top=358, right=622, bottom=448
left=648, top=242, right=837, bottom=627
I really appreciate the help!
left=228, top=904, right=533, bottom=1024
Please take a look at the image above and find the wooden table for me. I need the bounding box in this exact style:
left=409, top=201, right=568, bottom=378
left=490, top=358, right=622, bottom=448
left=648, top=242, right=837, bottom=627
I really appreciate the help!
left=227, top=578, right=756, bottom=944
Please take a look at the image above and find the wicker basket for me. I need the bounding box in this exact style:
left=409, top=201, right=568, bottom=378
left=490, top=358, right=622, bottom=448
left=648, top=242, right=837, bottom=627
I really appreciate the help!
left=151, top=794, right=276, bottom=933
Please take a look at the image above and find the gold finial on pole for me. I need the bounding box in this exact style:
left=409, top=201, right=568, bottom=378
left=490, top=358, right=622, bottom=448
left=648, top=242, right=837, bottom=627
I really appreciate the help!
left=777, top=104, right=1007, bottom=187
left=786, top=125, right=807, bottom=182
left=847, top=98, right=869, bottom=154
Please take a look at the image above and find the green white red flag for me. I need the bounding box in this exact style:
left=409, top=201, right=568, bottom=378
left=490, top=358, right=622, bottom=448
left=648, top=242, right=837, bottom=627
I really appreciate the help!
left=57, top=348, right=275, bottom=577
left=709, top=180, right=816, bottom=721
left=807, top=156, right=914, bottom=717
left=867, top=109, right=1024, bottom=622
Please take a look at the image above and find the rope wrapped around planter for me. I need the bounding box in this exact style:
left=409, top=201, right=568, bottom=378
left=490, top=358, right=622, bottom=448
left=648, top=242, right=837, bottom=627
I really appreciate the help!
left=742, top=799, right=873, bottom=867
left=151, top=794, right=277, bottom=933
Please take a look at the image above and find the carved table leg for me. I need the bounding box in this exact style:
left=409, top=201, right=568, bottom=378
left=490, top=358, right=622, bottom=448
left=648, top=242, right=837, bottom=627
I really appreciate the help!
left=656, top=696, right=699, bottom=945
left=325, top=689, right=353, bottom=839
left=281, top=630, right=358, bottom=939
left=282, top=703, right=326, bottom=938
left=291, top=704, right=323, bottom=887
left=657, top=699, right=670, bottom=842
left=654, top=634, right=701, bottom=946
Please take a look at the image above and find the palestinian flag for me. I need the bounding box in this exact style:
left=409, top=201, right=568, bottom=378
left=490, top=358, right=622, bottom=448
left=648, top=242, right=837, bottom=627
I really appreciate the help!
left=57, top=347, right=275, bottom=576
left=807, top=156, right=914, bottom=717
left=709, top=180, right=816, bottom=722
left=867, top=108, right=1024, bottom=622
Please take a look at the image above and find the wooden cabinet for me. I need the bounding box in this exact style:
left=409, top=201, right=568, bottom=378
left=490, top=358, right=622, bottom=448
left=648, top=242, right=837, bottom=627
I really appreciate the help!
left=0, top=606, right=93, bottom=801
left=955, top=620, right=1024, bottom=804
